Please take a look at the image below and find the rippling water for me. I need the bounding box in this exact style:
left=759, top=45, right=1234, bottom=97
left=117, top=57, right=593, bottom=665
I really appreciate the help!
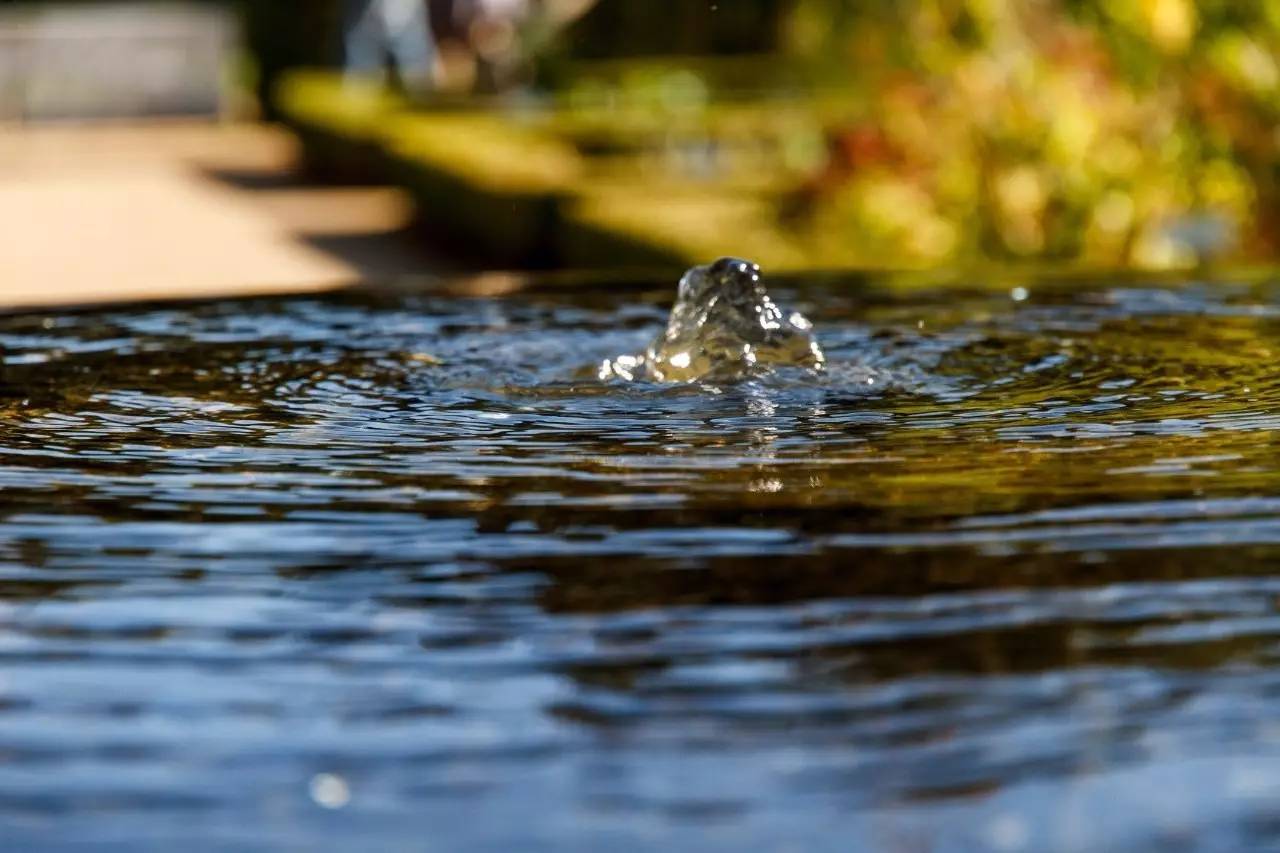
left=6, top=272, right=1280, bottom=851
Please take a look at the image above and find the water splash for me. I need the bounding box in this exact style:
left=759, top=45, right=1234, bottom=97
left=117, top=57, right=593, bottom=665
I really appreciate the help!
left=600, top=258, right=826, bottom=382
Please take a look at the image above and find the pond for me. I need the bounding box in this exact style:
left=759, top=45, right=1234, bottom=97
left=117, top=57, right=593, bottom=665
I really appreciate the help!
left=5, top=271, right=1280, bottom=850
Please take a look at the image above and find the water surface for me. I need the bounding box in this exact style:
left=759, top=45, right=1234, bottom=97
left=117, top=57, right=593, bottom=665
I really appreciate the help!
left=5, top=272, right=1280, bottom=851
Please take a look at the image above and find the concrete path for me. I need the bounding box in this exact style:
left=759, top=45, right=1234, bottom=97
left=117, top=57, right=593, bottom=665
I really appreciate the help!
left=0, top=121, right=442, bottom=310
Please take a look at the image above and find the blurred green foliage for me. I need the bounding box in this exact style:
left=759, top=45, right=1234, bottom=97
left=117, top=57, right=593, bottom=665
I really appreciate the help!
left=765, top=0, right=1280, bottom=268
left=556, top=0, right=1280, bottom=268
left=270, top=0, right=1280, bottom=271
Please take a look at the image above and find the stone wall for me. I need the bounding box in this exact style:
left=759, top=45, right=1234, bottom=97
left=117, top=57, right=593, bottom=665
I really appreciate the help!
left=0, top=2, right=234, bottom=121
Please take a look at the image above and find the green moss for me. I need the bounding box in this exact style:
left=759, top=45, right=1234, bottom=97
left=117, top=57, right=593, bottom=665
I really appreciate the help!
left=275, top=70, right=407, bottom=139
left=276, top=72, right=578, bottom=262
left=274, top=71, right=409, bottom=182
left=383, top=113, right=580, bottom=194
left=561, top=191, right=810, bottom=271
left=380, top=113, right=579, bottom=263
left=272, top=70, right=844, bottom=269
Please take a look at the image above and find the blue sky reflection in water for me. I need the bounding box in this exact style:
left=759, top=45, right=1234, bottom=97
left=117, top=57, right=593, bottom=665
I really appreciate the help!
left=7, top=273, right=1280, bottom=850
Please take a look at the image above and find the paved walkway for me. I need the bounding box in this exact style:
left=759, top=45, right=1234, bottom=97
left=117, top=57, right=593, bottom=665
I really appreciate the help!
left=0, top=121, right=443, bottom=310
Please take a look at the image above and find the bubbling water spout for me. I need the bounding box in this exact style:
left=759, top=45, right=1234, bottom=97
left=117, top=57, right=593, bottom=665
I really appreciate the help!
left=601, top=258, right=826, bottom=382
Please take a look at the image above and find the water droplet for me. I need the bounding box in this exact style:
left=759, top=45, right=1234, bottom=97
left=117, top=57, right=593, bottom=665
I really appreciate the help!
left=986, top=814, right=1029, bottom=850
left=625, top=259, right=823, bottom=381
left=309, top=773, right=350, bottom=809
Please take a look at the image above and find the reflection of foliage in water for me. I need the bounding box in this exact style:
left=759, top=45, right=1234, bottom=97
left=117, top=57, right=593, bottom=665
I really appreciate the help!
left=11, top=280, right=1280, bottom=847
left=785, top=0, right=1280, bottom=267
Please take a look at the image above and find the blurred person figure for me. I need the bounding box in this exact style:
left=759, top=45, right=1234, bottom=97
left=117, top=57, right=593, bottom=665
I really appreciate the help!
left=455, top=0, right=530, bottom=91
left=343, top=0, right=436, bottom=95
left=449, top=0, right=591, bottom=92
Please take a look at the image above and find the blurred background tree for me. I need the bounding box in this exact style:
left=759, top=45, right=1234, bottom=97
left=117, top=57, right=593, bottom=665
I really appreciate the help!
left=775, top=0, right=1280, bottom=266
left=188, top=0, right=1280, bottom=269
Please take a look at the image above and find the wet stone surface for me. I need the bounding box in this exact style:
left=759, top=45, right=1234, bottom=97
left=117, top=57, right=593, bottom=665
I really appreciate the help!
left=5, top=272, right=1280, bottom=849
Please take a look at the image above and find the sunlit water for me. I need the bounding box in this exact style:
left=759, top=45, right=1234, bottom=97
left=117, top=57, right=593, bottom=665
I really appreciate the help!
left=6, top=273, right=1280, bottom=851
left=604, top=257, right=825, bottom=382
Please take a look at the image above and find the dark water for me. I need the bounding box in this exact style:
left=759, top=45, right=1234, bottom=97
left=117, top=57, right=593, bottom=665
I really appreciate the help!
left=6, top=272, right=1280, bottom=851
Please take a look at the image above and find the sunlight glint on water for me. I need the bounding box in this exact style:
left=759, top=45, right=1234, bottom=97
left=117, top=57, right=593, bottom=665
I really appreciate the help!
left=4, top=274, right=1280, bottom=850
